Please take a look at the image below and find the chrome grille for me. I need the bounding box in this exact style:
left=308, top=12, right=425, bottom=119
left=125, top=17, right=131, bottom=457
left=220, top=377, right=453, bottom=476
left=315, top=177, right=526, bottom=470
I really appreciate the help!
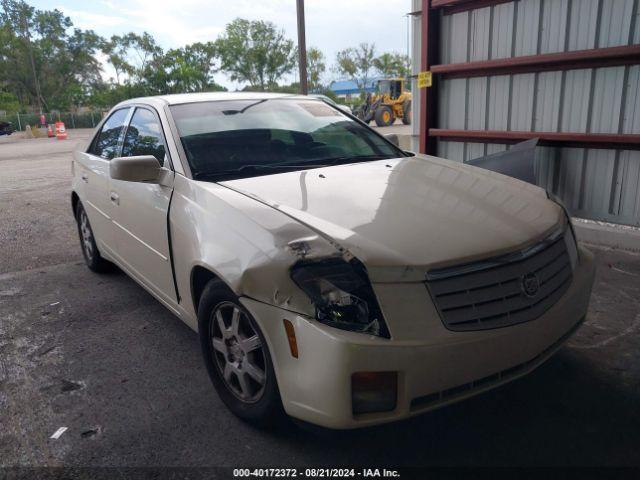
left=426, top=228, right=573, bottom=331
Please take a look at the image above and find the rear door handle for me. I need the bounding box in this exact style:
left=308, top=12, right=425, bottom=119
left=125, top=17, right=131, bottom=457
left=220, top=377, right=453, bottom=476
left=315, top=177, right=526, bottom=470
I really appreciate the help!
left=109, top=192, right=120, bottom=205
left=81, top=173, right=88, bottom=182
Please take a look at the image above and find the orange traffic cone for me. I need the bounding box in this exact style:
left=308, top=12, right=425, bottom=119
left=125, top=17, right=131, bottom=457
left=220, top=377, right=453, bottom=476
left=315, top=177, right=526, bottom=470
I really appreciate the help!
left=55, top=121, right=67, bottom=140
left=47, top=124, right=54, bottom=138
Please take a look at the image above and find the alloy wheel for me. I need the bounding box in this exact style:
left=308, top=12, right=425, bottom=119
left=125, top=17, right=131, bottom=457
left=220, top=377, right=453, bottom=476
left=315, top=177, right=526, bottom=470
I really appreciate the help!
left=210, top=302, right=267, bottom=403
left=79, top=209, right=94, bottom=261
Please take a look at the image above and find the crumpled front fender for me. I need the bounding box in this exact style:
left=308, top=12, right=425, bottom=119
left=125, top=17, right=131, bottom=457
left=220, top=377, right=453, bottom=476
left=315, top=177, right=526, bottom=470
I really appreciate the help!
left=170, top=176, right=347, bottom=323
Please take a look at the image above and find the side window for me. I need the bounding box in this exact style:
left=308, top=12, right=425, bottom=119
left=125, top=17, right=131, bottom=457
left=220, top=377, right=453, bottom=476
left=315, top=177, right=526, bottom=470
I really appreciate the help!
left=121, top=108, right=166, bottom=164
left=89, top=108, right=129, bottom=159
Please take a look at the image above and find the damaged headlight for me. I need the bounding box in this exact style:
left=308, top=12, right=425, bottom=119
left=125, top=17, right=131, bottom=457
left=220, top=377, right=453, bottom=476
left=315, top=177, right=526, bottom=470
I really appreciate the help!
left=547, top=191, right=579, bottom=269
left=290, top=258, right=390, bottom=338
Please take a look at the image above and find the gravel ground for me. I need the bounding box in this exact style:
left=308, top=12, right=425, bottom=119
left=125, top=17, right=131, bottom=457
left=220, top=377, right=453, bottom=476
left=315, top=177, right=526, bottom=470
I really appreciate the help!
left=0, top=130, right=93, bottom=273
left=370, top=119, right=412, bottom=136
left=1, top=130, right=639, bottom=469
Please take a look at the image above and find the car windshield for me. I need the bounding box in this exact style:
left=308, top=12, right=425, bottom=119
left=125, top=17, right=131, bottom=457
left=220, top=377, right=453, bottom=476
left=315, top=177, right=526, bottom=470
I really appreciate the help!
left=169, top=98, right=405, bottom=181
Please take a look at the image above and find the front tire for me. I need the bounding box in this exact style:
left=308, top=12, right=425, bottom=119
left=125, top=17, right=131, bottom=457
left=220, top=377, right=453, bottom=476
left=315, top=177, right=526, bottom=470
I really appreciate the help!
left=198, top=280, right=283, bottom=425
left=75, top=202, right=112, bottom=273
left=374, top=105, right=395, bottom=127
left=402, top=100, right=412, bottom=125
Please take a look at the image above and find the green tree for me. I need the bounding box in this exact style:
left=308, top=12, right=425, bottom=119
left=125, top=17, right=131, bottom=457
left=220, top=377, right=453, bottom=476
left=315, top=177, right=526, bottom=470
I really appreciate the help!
left=87, top=83, right=147, bottom=109
left=98, top=32, right=162, bottom=88
left=0, top=0, right=102, bottom=110
left=373, top=52, right=410, bottom=78
left=102, top=35, right=135, bottom=85
left=0, top=91, right=21, bottom=112
left=148, top=42, right=225, bottom=94
left=216, top=18, right=296, bottom=91
left=307, top=47, right=325, bottom=92
left=262, top=82, right=299, bottom=94
left=126, top=32, right=162, bottom=83
left=90, top=38, right=225, bottom=106
left=335, top=42, right=376, bottom=92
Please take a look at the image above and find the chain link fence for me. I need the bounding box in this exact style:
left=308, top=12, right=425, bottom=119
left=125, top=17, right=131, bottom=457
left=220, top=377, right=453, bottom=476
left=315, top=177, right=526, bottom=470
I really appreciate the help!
left=0, top=111, right=104, bottom=131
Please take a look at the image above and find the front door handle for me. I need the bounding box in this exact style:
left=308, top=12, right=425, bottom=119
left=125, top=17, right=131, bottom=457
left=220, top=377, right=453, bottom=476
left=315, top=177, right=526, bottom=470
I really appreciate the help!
left=81, top=173, right=88, bottom=182
left=109, top=191, right=120, bottom=205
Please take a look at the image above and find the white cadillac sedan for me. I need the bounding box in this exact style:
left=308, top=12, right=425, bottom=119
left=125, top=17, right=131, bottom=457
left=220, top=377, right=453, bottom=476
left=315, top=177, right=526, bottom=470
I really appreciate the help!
left=71, top=92, right=595, bottom=429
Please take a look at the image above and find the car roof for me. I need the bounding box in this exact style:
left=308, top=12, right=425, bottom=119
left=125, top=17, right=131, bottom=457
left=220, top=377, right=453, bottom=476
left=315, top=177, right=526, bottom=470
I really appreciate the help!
left=116, top=91, right=311, bottom=108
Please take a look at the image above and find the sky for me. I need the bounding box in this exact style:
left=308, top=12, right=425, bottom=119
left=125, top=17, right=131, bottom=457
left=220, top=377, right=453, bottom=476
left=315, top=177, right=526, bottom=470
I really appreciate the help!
left=28, top=0, right=412, bottom=90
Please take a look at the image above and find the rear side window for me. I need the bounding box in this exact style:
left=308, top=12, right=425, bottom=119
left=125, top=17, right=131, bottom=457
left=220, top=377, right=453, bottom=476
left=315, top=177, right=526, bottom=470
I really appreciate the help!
left=121, top=108, right=166, bottom=164
left=89, top=108, right=130, bottom=159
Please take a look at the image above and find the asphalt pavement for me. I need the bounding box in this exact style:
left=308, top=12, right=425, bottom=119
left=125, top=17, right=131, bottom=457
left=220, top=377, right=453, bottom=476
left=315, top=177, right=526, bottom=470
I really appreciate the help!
left=1, top=130, right=639, bottom=468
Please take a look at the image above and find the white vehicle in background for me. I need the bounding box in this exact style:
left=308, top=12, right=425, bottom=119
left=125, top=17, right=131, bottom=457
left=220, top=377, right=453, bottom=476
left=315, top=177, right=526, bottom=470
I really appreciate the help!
left=71, top=92, right=595, bottom=429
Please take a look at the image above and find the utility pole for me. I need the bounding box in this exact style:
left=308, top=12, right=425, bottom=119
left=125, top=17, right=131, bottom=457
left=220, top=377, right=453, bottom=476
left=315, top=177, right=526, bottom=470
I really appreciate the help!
left=296, top=0, right=308, bottom=95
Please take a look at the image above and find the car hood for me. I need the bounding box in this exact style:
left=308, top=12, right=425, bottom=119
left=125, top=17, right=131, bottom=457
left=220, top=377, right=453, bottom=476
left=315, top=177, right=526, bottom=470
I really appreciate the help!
left=221, top=155, right=564, bottom=282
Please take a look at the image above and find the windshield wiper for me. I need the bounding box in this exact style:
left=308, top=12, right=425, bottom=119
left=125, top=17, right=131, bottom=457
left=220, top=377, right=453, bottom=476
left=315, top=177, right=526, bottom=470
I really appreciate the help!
left=221, top=99, right=268, bottom=115
left=193, top=163, right=328, bottom=180
left=192, top=155, right=393, bottom=181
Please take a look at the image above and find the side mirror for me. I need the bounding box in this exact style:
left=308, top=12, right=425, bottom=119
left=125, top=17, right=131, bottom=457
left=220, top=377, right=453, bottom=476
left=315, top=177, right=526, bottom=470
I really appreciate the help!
left=384, top=133, right=399, bottom=147
left=110, top=155, right=161, bottom=183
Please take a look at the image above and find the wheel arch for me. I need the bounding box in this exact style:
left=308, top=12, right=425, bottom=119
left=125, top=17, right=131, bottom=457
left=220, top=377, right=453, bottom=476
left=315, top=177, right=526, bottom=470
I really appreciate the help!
left=71, top=191, right=80, bottom=219
left=190, top=264, right=235, bottom=315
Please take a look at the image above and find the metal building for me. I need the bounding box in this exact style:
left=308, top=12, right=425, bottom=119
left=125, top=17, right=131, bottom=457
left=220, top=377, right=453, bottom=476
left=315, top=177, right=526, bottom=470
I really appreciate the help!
left=410, top=0, right=640, bottom=226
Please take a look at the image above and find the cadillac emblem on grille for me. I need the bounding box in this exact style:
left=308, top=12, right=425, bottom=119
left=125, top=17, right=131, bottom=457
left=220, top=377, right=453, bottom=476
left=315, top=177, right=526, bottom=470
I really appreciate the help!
left=521, top=272, right=540, bottom=298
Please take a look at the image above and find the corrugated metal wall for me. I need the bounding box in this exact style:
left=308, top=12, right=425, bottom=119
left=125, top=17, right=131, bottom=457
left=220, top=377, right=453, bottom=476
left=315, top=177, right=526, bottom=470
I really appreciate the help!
left=436, top=0, right=640, bottom=226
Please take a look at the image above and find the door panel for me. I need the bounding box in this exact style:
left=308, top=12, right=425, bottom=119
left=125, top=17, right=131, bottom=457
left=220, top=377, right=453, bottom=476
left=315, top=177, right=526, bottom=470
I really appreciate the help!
left=78, top=107, right=131, bottom=254
left=109, top=107, right=176, bottom=303
left=110, top=180, right=175, bottom=301
left=78, top=153, right=114, bottom=253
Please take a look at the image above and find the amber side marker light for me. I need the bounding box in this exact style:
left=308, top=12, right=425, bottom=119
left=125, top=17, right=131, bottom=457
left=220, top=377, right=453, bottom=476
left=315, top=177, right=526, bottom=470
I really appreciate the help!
left=283, top=319, right=298, bottom=358
left=352, top=371, right=398, bottom=415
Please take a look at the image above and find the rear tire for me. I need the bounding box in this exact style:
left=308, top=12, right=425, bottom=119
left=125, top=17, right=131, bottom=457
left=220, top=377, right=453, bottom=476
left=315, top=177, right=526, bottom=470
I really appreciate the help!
left=374, top=105, right=394, bottom=127
left=75, top=202, right=112, bottom=273
left=402, top=100, right=412, bottom=125
left=198, top=280, right=284, bottom=426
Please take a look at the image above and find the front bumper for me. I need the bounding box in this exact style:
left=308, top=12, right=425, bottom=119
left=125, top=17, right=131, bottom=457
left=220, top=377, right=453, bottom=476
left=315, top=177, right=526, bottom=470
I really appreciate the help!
left=241, top=246, right=595, bottom=429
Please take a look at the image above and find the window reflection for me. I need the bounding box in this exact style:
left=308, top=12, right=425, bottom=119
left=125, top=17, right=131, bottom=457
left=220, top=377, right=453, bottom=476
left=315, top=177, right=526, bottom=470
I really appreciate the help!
left=122, top=108, right=165, bottom=163
left=90, top=108, right=129, bottom=159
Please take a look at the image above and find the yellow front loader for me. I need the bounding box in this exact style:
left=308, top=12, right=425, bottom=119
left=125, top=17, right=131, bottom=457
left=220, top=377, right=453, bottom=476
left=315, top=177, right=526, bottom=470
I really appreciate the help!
left=355, top=78, right=412, bottom=127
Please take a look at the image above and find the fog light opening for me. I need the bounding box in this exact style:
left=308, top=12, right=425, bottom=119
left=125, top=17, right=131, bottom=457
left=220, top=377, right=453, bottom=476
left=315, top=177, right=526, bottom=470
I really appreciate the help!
left=283, top=319, right=298, bottom=358
left=351, top=371, right=397, bottom=415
